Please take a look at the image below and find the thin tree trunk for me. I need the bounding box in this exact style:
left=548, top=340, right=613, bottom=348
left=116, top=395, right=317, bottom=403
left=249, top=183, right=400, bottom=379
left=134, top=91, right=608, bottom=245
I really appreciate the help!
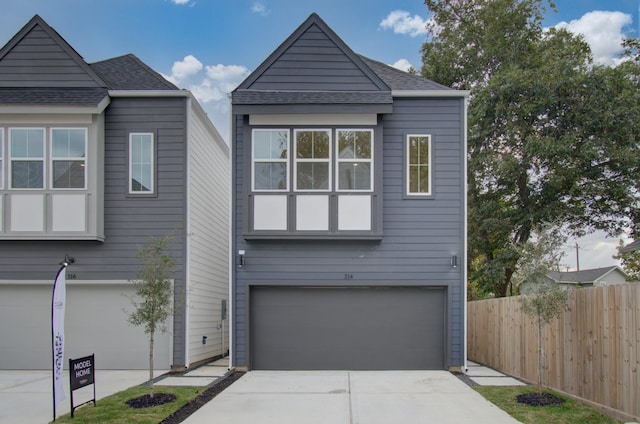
left=537, top=315, right=542, bottom=394
left=149, top=331, right=155, bottom=398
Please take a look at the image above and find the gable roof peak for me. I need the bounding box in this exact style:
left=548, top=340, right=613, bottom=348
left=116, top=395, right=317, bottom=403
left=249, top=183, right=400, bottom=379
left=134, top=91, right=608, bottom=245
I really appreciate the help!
left=0, top=14, right=107, bottom=88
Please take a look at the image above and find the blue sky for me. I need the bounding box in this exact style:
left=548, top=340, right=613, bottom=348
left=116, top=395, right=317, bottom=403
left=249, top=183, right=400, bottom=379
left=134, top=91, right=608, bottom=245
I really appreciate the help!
left=1, top=0, right=638, bottom=269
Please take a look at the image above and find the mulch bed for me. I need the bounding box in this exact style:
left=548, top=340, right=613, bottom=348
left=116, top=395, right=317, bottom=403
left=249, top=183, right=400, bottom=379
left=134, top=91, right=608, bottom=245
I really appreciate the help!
left=126, top=392, right=177, bottom=408
left=516, top=392, right=565, bottom=407
left=158, top=370, right=246, bottom=424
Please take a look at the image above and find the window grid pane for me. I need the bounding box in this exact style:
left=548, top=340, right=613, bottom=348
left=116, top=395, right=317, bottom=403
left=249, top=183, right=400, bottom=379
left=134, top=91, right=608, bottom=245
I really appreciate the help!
left=253, top=130, right=289, bottom=191
left=407, top=135, right=431, bottom=195
left=51, top=129, right=86, bottom=189
left=295, top=130, right=331, bottom=191
left=337, top=130, right=372, bottom=191
left=130, top=133, right=154, bottom=193
left=0, top=130, right=3, bottom=189
left=10, top=129, right=44, bottom=189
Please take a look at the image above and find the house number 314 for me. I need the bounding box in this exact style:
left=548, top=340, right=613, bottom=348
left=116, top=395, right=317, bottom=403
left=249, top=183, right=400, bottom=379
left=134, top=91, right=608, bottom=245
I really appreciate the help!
left=344, top=274, right=353, bottom=280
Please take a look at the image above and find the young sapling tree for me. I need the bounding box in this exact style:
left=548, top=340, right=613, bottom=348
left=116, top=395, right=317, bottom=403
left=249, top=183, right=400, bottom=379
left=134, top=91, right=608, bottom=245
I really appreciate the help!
left=126, top=233, right=176, bottom=399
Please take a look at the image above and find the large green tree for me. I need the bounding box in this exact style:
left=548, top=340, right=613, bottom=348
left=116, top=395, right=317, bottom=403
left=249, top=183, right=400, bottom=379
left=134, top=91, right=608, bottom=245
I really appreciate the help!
left=422, top=0, right=640, bottom=296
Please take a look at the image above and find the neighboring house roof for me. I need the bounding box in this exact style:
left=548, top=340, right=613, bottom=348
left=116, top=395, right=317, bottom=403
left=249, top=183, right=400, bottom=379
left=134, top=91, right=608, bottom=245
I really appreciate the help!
left=0, top=15, right=177, bottom=108
left=621, top=239, right=640, bottom=253
left=232, top=13, right=460, bottom=110
left=547, top=266, right=627, bottom=285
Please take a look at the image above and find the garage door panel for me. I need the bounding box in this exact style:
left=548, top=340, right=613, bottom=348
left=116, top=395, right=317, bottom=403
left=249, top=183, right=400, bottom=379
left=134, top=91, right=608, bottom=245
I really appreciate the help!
left=0, top=283, right=171, bottom=370
left=250, top=286, right=445, bottom=370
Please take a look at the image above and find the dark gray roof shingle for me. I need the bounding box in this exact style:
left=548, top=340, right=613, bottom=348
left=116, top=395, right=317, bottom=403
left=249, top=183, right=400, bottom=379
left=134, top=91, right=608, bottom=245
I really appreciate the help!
left=232, top=90, right=392, bottom=105
left=90, top=54, right=178, bottom=91
left=0, top=88, right=108, bottom=105
left=358, top=55, right=453, bottom=92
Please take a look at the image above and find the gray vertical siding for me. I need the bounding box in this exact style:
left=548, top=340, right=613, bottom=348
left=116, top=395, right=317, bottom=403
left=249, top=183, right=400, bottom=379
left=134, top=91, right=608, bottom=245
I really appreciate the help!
left=0, top=96, right=189, bottom=366
left=232, top=97, right=466, bottom=367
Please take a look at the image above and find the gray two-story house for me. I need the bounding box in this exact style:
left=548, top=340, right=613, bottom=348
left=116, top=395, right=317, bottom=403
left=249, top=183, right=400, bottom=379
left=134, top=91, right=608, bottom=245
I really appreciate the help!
left=231, top=14, right=468, bottom=371
left=0, top=15, right=230, bottom=370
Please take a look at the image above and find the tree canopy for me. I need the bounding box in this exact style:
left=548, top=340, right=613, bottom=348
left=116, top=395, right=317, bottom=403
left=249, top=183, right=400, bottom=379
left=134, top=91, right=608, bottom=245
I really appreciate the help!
left=422, top=0, right=640, bottom=296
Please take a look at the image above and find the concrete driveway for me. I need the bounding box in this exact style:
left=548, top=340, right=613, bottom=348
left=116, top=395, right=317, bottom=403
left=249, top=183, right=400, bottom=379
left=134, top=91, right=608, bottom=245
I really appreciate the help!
left=183, top=370, right=521, bottom=424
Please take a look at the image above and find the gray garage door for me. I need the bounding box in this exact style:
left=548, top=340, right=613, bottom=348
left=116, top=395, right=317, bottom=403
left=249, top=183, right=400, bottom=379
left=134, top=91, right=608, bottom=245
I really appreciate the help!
left=250, top=286, right=446, bottom=370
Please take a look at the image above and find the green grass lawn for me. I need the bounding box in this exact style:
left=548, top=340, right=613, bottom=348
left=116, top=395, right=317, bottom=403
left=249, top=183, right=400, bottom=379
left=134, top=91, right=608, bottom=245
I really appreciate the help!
left=474, top=386, right=622, bottom=424
left=52, top=385, right=204, bottom=424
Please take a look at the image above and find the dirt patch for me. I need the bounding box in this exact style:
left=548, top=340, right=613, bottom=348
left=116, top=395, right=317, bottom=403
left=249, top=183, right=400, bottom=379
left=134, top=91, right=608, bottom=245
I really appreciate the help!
left=516, top=392, right=565, bottom=407
left=126, top=392, right=177, bottom=409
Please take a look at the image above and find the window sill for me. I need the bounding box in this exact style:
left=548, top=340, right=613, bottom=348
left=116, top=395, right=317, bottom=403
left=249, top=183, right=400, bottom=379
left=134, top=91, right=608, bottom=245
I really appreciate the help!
left=243, top=232, right=383, bottom=241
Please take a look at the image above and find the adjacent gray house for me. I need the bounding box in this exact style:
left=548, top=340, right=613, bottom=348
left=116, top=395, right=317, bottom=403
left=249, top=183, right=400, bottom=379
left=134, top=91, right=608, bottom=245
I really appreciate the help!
left=231, top=14, right=468, bottom=371
left=521, top=266, right=629, bottom=294
left=0, top=15, right=230, bottom=370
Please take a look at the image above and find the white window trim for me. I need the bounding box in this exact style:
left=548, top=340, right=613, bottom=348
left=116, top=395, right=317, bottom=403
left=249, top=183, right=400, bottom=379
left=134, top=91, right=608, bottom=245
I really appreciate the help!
left=128, top=132, right=155, bottom=194
left=406, top=134, right=432, bottom=196
left=50, top=127, right=88, bottom=190
left=251, top=128, right=290, bottom=192
left=336, top=129, right=374, bottom=193
left=293, top=128, right=332, bottom=192
left=8, top=127, right=46, bottom=190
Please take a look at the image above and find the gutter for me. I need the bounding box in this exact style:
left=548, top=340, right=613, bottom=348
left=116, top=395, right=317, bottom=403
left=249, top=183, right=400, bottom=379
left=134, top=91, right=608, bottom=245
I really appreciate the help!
left=392, top=90, right=470, bottom=98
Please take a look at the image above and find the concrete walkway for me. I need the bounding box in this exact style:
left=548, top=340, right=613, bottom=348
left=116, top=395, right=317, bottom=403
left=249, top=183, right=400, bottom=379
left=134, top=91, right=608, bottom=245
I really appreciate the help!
left=0, top=357, right=231, bottom=424
left=0, top=368, right=169, bottom=424
left=182, top=370, right=521, bottom=424
left=466, top=361, right=527, bottom=386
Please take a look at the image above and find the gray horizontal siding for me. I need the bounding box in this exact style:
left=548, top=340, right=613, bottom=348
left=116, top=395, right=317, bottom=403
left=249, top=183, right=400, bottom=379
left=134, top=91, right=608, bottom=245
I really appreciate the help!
left=0, top=27, right=101, bottom=88
left=248, top=25, right=381, bottom=92
left=232, top=97, right=466, bottom=368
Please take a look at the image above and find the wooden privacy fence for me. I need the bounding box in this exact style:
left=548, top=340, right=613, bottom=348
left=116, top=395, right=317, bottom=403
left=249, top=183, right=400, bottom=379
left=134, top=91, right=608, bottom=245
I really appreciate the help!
left=468, top=283, right=639, bottom=421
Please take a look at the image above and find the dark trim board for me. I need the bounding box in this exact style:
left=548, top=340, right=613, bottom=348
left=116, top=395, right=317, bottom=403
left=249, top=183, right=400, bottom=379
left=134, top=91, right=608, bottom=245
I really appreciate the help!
left=249, top=285, right=447, bottom=370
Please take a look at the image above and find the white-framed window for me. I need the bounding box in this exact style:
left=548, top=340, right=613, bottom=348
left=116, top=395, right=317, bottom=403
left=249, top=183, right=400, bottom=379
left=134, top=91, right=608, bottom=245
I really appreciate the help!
left=9, top=128, right=45, bottom=189
left=51, top=128, right=87, bottom=189
left=252, top=129, right=289, bottom=191
left=0, top=128, right=3, bottom=189
left=294, top=129, right=331, bottom=191
left=129, top=133, right=154, bottom=194
left=406, top=134, right=431, bottom=196
left=336, top=129, right=373, bottom=192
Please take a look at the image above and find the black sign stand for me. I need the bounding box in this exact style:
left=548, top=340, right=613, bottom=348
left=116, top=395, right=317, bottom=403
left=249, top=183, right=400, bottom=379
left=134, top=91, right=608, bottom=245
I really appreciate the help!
left=69, top=354, right=96, bottom=418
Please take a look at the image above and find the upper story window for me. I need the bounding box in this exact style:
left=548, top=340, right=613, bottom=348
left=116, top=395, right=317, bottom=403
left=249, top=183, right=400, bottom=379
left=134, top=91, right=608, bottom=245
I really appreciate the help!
left=252, top=129, right=289, bottom=191
left=294, top=129, right=331, bottom=191
left=51, top=128, right=87, bottom=189
left=0, top=123, right=103, bottom=241
left=252, top=128, right=374, bottom=193
left=129, top=133, right=154, bottom=194
left=10, top=128, right=45, bottom=189
left=406, top=134, right=431, bottom=196
left=337, top=130, right=373, bottom=192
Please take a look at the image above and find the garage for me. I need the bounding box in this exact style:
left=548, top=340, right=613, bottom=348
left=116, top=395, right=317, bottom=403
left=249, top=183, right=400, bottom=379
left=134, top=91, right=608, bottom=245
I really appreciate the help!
left=0, top=282, right=171, bottom=370
left=250, top=286, right=446, bottom=370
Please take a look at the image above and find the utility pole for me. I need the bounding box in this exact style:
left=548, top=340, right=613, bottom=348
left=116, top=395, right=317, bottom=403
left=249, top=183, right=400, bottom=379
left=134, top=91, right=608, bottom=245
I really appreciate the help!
left=575, top=242, right=580, bottom=271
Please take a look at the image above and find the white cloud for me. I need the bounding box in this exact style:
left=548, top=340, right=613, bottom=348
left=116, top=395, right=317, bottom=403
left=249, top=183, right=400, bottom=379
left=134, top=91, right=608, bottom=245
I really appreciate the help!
left=170, top=55, right=203, bottom=80
left=251, top=2, right=270, bottom=16
left=555, top=11, right=632, bottom=66
left=390, top=58, right=413, bottom=72
left=380, top=10, right=429, bottom=37
left=171, top=0, right=190, bottom=4
left=163, top=56, right=250, bottom=142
